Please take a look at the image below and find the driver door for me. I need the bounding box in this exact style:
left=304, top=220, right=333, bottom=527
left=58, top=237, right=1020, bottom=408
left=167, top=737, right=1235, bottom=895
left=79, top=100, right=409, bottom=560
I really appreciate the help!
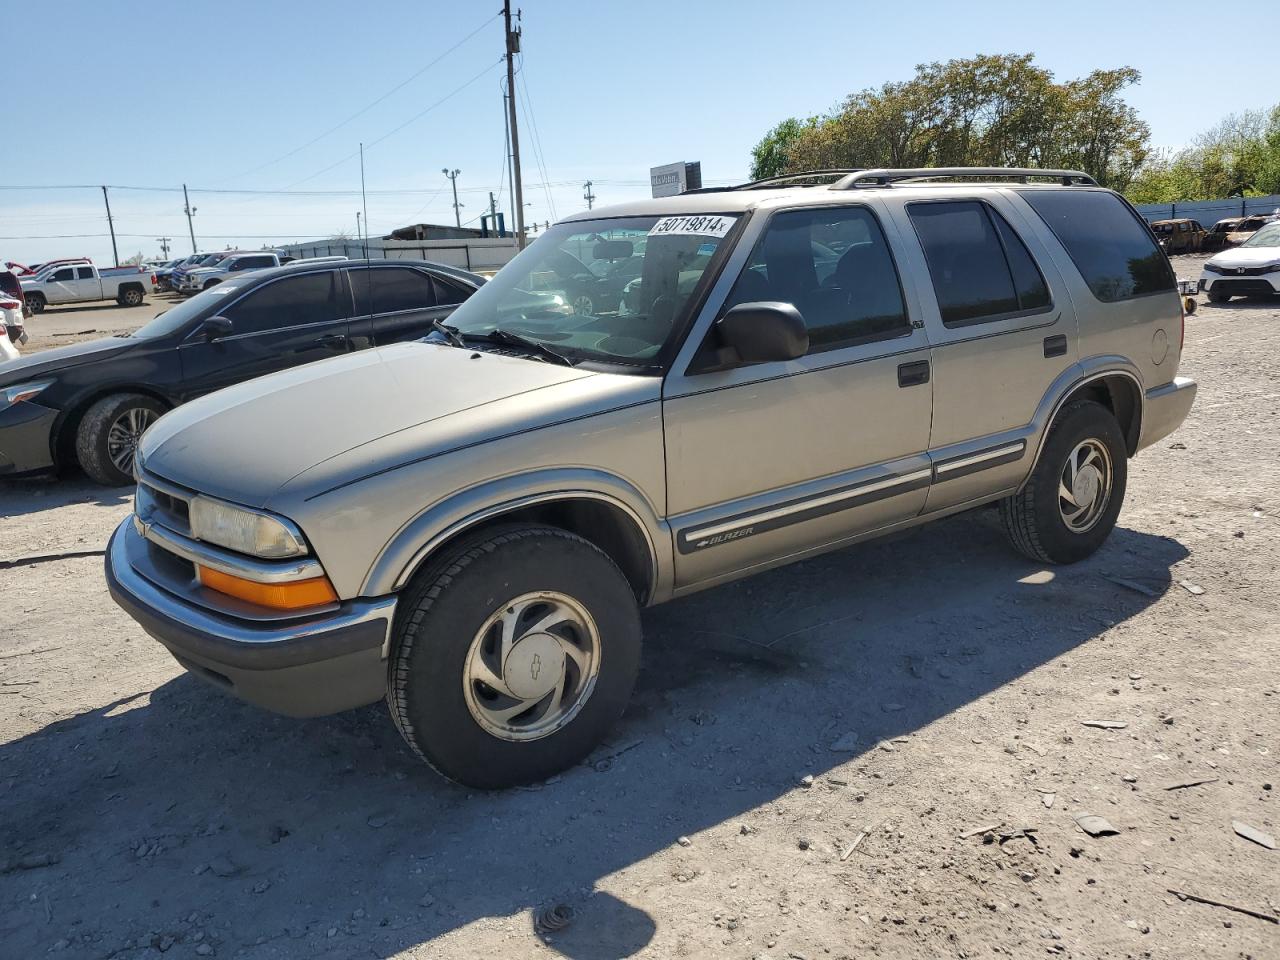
left=662, top=201, right=935, bottom=592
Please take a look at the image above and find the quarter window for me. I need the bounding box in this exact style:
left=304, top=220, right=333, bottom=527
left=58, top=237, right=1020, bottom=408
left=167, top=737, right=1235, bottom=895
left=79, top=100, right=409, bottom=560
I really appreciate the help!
left=351, top=267, right=437, bottom=315
left=224, top=272, right=339, bottom=335
left=722, top=206, right=910, bottom=352
left=907, top=200, right=1051, bottom=327
left=1022, top=190, right=1174, bottom=302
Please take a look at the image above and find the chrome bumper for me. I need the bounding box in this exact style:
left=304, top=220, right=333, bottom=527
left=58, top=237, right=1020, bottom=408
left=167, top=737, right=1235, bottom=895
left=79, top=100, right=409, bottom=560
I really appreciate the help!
left=1137, top=376, right=1197, bottom=452
left=106, top=516, right=396, bottom=716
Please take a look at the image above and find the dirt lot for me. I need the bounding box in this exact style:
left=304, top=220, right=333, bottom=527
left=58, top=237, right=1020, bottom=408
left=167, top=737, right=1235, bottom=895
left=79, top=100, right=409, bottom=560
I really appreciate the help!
left=19, top=293, right=172, bottom=355
left=2, top=258, right=1277, bottom=960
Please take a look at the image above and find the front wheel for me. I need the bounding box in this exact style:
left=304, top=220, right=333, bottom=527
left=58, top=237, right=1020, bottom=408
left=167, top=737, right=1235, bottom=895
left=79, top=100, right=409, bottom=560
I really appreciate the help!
left=999, top=400, right=1128, bottom=564
left=387, top=524, right=642, bottom=789
left=75, top=393, right=166, bottom=486
left=25, top=293, right=46, bottom=315
left=1206, top=288, right=1230, bottom=303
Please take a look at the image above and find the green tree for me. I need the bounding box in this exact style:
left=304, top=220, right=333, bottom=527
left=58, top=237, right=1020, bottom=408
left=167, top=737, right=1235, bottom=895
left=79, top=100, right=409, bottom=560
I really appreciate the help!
left=749, top=117, right=814, bottom=181
left=753, top=54, right=1149, bottom=189
left=1126, top=105, right=1280, bottom=202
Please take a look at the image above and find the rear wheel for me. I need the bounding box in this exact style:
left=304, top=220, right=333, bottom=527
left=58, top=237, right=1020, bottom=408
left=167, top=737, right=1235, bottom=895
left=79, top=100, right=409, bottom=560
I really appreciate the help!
left=118, top=286, right=144, bottom=307
left=999, top=400, right=1127, bottom=564
left=25, top=293, right=46, bottom=315
left=75, top=393, right=165, bottom=486
left=387, top=524, right=642, bottom=789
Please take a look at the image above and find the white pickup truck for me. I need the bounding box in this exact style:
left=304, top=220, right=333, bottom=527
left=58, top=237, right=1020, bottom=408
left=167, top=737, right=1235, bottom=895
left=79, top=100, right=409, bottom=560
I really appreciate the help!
left=21, top=263, right=153, bottom=314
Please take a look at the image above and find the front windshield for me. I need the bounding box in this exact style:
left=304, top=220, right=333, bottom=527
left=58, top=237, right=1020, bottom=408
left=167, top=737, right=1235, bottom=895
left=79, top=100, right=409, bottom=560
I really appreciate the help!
left=1242, top=223, right=1280, bottom=247
left=130, top=277, right=253, bottom=339
left=443, top=214, right=738, bottom=366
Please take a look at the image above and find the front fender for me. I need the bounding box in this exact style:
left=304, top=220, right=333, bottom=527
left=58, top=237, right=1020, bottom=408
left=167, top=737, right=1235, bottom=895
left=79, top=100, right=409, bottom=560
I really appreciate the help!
left=361, top=467, right=673, bottom=601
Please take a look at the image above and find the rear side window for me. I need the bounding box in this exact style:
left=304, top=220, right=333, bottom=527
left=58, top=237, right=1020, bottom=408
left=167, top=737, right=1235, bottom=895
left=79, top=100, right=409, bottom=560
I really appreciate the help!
left=224, top=272, right=339, bottom=335
left=351, top=267, right=437, bottom=315
left=77, top=266, right=95, bottom=280
left=1022, top=190, right=1174, bottom=302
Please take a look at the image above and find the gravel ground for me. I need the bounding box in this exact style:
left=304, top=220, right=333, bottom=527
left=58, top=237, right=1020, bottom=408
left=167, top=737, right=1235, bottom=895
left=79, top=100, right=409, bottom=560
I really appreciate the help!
left=1, top=256, right=1277, bottom=959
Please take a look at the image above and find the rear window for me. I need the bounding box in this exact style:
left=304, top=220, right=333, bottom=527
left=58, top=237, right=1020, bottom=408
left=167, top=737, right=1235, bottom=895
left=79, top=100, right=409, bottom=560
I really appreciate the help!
left=1024, top=191, right=1173, bottom=303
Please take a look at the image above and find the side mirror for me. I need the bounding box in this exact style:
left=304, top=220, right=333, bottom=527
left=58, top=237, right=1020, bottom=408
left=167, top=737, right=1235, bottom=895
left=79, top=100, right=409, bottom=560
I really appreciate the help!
left=201, top=316, right=233, bottom=341
left=711, top=302, right=808, bottom=367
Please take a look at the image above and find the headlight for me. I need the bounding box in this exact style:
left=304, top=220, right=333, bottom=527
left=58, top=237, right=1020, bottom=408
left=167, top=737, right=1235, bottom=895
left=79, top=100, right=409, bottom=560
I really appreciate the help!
left=188, top=496, right=308, bottom=558
left=0, top=379, right=53, bottom=411
left=1203, top=263, right=1225, bottom=274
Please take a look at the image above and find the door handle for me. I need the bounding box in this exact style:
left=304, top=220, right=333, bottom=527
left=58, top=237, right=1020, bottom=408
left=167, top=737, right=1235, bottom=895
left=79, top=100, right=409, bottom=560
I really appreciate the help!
left=897, top=360, right=930, bottom=388
left=1043, top=334, right=1068, bottom=358
left=314, top=333, right=347, bottom=349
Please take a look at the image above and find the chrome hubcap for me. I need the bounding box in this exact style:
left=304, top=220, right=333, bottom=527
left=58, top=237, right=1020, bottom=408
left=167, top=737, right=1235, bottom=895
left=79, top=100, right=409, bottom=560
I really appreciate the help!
left=572, top=295, right=593, bottom=315
left=462, top=591, right=601, bottom=742
left=106, top=407, right=157, bottom=474
left=1058, top=439, right=1112, bottom=533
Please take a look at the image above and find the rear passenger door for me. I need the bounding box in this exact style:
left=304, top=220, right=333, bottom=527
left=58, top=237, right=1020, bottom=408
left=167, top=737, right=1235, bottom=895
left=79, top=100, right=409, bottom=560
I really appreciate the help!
left=662, top=202, right=934, bottom=591
left=177, top=269, right=353, bottom=399
left=347, top=265, right=460, bottom=347
left=73, top=266, right=101, bottom=301
left=888, top=195, right=1077, bottom=512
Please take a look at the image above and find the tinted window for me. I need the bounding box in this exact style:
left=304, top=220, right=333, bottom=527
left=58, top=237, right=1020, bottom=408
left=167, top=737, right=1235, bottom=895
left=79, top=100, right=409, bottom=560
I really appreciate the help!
left=76, top=266, right=95, bottom=280
left=241, top=255, right=276, bottom=269
left=1023, top=190, right=1174, bottom=302
left=51, top=268, right=74, bottom=281
left=909, top=201, right=1027, bottom=326
left=723, top=206, right=910, bottom=352
left=224, top=272, right=339, bottom=335
left=351, top=267, right=437, bottom=315
left=432, top=276, right=470, bottom=305
left=991, top=211, right=1051, bottom=312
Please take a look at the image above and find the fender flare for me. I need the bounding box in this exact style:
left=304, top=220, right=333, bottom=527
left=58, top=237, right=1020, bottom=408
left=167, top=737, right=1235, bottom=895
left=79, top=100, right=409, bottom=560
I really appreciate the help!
left=362, top=467, right=671, bottom=600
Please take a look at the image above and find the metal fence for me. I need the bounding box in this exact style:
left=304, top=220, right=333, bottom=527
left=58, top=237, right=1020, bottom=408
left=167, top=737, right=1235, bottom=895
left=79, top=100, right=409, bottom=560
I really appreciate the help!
left=279, top=237, right=519, bottom=274
left=1134, top=195, right=1280, bottom=226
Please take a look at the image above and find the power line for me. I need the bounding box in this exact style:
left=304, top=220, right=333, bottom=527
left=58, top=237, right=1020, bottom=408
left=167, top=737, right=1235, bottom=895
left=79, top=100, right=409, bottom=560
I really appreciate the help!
left=515, top=55, right=556, bottom=221
left=211, top=11, right=500, bottom=184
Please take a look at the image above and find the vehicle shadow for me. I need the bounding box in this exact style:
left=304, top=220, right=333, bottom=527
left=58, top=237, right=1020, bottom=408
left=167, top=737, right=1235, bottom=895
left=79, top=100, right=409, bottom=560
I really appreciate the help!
left=0, top=510, right=1188, bottom=958
left=0, top=474, right=131, bottom=520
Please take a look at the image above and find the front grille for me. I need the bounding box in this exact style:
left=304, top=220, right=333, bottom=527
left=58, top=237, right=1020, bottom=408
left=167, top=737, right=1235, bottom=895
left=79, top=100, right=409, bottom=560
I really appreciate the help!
left=136, top=471, right=194, bottom=537
left=1209, top=279, right=1277, bottom=296
left=1223, top=265, right=1278, bottom=277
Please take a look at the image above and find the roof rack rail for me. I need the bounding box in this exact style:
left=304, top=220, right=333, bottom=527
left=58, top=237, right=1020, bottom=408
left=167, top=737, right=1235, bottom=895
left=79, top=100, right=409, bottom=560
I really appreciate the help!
left=686, top=169, right=866, bottom=193
left=831, top=167, right=1097, bottom=189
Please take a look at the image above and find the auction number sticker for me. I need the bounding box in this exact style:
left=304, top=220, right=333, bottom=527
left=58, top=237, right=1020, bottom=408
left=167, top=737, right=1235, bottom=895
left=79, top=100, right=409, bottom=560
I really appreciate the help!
left=649, top=215, right=737, bottom=239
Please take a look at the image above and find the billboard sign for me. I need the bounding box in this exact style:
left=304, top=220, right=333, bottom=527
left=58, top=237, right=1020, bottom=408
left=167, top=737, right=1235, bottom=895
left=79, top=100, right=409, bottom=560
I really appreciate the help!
left=650, top=161, right=702, bottom=198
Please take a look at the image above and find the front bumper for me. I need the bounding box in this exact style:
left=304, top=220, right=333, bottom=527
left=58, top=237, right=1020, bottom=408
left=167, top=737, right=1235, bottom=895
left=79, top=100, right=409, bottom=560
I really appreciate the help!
left=0, top=400, right=57, bottom=475
left=1137, top=376, right=1197, bottom=452
left=1198, top=271, right=1280, bottom=296
left=106, top=517, right=396, bottom=717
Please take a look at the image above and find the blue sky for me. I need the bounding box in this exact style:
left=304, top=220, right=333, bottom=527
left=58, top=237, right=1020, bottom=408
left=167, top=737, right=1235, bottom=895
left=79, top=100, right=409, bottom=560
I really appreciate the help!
left=6, top=0, right=1276, bottom=265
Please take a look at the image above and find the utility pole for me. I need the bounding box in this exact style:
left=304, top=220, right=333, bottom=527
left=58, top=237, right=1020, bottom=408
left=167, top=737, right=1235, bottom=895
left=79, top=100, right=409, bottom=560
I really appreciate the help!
left=182, top=184, right=198, bottom=253
left=101, top=186, right=119, bottom=267
left=442, top=169, right=463, bottom=228
left=583, top=180, right=595, bottom=210
left=488, top=191, right=500, bottom=236
left=504, top=0, right=526, bottom=248
left=155, top=237, right=171, bottom=258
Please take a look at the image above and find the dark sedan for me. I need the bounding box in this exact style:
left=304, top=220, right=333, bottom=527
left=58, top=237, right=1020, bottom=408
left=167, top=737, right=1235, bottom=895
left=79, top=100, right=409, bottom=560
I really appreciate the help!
left=0, top=259, right=482, bottom=485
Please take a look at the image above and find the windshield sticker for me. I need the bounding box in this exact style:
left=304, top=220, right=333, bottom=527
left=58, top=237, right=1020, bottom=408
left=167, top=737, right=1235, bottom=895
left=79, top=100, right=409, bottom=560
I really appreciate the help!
left=649, top=215, right=737, bottom=239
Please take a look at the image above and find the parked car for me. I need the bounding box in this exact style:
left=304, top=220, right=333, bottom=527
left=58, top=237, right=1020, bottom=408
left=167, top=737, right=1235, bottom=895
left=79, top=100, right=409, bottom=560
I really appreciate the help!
left=1198, top=220, right=1280, bottom=302
left=1200, top=218, right=1240, bottom=253
left=176, top=252, right=280, bottom=294
left=0, top=259, right=481, bottom=484
left=1150, top=218, right=1205, bottom=254
left=0, top=268, right=30, bottom=319
left=1223, top=214, right=1278, bottom=248
left=153, top=257, right=189, bottom=292
left=0, top=294, right=27, bottom=361
left=167, top=252, right=229, bottom=292
left=21, top=264, right=153, bottom=314
left=102, top=167, right=1197, bottom=789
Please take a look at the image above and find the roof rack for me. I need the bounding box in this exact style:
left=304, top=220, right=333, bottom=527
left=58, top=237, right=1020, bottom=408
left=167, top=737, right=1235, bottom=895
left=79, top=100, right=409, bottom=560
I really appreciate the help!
left=684, top=169, right=866, bottom=194
left=831, top=167, right=1097, bottom=189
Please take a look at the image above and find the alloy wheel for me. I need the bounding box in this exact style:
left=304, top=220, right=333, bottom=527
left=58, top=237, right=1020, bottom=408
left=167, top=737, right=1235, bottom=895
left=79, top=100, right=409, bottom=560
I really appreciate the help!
left=106, top=407, right=158, bottom=475
left=1057, top=438, right=1113, bottom=533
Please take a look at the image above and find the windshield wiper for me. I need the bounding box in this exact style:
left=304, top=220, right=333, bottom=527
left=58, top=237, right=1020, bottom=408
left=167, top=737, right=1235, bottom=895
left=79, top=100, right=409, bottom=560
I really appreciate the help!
left=462, top=328, right=576, bottom=366
left=429, top=318, right=466, bottom=348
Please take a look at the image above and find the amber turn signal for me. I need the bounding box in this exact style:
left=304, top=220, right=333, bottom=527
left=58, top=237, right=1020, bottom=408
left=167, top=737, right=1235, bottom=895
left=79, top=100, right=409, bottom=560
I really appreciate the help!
left=196, top=565, right=338, bottom=610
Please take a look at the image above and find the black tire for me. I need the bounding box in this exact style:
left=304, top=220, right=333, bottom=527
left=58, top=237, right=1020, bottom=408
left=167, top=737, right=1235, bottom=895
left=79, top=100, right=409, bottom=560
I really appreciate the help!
left=387, top=523, right=642, bottom=789
left=202, top=279, right=220, bottom=290
left=25, top=293, right=45, bottom=315
left=117, top=286, right=144, bottom=307
left=75, top=393, right=166, bottom=486
left=999, top=400, right=1128, bottom=564
left=1206, top=288, right=1230, bottom=303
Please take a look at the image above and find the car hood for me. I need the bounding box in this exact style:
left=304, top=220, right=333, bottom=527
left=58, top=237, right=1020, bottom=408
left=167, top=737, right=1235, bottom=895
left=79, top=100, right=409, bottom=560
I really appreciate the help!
left=138, top=342, right=652, bottom=509
left=1207, top=246, right=1280, bottom=268
left=0, top=335, right=136, bottom=384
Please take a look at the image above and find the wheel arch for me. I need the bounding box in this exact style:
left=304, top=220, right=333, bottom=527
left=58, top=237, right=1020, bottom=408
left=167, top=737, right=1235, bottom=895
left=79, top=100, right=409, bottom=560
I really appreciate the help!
left=363, top=471, right=670, bottom=605
left=1019, top=362, right=1143, bottom=493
